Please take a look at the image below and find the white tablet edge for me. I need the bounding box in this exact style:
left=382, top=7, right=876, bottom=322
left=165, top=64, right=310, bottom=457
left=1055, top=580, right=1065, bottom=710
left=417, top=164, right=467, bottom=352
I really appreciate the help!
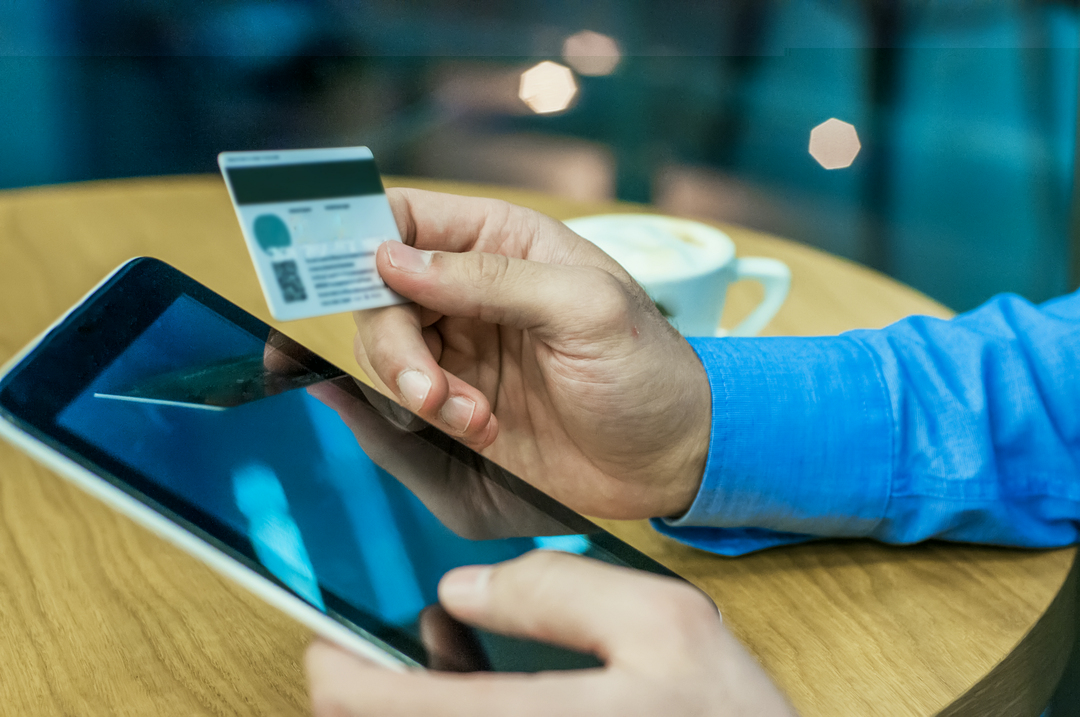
left=0, top=258, right=410, bottom=672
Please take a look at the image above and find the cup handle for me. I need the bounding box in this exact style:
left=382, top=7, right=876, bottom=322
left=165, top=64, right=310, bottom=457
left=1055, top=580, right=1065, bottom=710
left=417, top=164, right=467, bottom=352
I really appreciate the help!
left=723, top=257, right=791, bottom=337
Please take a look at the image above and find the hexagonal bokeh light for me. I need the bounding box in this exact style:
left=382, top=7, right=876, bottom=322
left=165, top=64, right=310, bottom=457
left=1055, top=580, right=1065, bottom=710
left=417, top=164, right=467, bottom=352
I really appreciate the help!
left=809, top=118, right=861, bottom=170
left=562, top=30, right=622, bottom=76
left=518, top=61, right=578, bottom=114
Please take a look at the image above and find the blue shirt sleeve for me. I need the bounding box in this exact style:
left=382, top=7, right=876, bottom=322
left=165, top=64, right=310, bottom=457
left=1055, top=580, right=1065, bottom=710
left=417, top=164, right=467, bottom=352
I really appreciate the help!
left=652, top=291, right=1080, bottom=556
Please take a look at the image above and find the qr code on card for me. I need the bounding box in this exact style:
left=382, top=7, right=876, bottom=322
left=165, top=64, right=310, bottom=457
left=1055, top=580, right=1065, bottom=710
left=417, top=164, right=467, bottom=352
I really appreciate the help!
left=272, top=260, right=308, bottom=303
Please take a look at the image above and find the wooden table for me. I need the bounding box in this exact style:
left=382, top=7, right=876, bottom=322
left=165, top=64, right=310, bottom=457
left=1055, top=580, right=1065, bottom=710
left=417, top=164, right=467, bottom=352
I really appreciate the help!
left=0, top=176, right=1074, bottom=716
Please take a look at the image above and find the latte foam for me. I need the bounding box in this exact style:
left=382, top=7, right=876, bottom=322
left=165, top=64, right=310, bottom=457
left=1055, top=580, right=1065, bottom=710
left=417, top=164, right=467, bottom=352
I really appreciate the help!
left=566, top=215, right=733, bottom=283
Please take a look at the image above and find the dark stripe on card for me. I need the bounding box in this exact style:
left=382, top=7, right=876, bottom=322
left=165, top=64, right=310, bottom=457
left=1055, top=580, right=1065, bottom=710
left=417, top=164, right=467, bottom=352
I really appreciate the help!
left=226, top=159, right=384, bottom=205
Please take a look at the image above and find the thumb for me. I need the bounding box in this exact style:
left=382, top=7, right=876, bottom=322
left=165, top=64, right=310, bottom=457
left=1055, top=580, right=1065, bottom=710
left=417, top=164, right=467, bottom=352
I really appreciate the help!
left=377, top=241, right=633, bottom=345
left=437, top=551, right=707, bottom=663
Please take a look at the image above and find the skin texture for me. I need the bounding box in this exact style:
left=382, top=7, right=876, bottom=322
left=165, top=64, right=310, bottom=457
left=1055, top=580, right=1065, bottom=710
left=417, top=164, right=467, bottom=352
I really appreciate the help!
left=352, top=188, right=712, bottom=520
left=306, top=552, right=797, bottom=717
left=310, top=189, right=796, bottom=715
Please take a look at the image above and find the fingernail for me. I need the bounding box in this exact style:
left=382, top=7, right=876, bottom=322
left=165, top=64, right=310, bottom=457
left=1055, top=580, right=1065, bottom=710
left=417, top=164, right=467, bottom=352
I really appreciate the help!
left=439, top=565, right=492, bottom=608
left=386, top=242, right=433, bottom=273
left=396, top=369, right=431, bottom=409
left=440, top=396, right=475, bottom=434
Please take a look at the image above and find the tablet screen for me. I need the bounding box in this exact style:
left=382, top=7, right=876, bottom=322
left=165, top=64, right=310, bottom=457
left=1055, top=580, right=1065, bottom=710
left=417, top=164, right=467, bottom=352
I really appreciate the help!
left=0, top=261, right=670, bottom=671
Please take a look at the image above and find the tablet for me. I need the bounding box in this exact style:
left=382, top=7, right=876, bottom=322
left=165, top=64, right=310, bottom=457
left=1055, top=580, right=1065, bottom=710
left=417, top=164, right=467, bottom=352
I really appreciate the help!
left=0, top=257, right=678, bottom=673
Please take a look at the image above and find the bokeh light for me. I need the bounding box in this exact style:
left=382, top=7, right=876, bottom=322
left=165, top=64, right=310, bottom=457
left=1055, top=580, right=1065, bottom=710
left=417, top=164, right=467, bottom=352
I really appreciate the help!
left=561, top=30, right=622, bottom=76
left=519, top=61, right=578, bottom=114
left=809, top=118, right=861, bottom=170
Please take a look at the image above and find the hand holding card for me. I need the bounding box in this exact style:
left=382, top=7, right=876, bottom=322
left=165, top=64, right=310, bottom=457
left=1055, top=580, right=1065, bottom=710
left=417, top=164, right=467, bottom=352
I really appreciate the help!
left=219, top=147, right=408, bottom=321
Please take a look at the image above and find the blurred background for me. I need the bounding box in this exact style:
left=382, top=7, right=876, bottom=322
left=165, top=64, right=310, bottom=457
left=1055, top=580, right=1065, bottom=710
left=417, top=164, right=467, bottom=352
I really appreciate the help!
left=1, top=0, right=1078, bottom=312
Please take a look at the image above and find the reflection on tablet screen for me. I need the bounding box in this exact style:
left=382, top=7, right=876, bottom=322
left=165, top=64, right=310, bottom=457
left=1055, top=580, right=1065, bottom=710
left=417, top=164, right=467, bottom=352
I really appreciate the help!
left=56, top=294, right=605, bottom=670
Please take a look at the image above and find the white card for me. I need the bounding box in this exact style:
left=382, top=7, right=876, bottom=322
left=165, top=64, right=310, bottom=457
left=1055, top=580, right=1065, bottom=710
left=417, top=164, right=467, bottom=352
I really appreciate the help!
left=218, top=147, right=408, bottom=321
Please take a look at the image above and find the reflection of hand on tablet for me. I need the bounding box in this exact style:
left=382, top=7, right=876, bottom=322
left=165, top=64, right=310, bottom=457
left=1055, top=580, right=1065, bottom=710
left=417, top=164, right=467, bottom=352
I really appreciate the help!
left=263, top=330, right=298, bottom=375
left=352, top=188, right=712, bottom=521
left=306, top=551, right=796, bottom=717
left=305, top=377, right=575, bottom=540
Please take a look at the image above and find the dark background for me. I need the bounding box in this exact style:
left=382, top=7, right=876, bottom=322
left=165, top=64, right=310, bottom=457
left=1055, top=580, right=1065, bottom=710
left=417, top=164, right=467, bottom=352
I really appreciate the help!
left=2, top=0, right=1079, bottom=313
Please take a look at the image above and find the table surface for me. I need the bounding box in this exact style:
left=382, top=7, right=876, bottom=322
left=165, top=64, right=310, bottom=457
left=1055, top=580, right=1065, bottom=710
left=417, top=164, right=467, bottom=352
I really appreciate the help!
left=0, top=175, right=1075, bottom=717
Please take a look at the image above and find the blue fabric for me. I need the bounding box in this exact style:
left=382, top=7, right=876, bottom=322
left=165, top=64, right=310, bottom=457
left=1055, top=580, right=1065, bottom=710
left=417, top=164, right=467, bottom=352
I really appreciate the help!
left=652, top=291, right=1080, bottom=556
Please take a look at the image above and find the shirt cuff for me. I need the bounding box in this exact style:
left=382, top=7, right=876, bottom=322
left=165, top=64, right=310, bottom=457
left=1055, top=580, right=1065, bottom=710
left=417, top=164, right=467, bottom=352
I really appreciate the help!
left=655, top=335, right=894, bottom=555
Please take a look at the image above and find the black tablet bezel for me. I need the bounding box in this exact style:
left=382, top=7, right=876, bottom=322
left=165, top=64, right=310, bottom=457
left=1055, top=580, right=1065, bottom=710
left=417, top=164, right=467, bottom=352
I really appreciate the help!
left=0, top=257, right=679, bottom=667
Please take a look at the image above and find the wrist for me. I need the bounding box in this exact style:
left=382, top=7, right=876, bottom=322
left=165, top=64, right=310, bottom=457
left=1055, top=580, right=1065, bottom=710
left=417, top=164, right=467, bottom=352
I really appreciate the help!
left=654, top=343, right=712, bottom=519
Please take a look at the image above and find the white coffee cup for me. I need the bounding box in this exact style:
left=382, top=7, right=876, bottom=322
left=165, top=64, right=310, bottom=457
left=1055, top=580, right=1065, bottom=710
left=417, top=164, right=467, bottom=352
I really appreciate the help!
left=564, top=214, right=790, bottom=337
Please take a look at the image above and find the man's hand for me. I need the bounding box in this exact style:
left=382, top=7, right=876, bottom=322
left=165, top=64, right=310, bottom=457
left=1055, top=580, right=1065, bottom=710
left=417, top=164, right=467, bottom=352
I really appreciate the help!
left=306, top=551, right=796, bottom=717
left=354, top=188, right=711, bottom=520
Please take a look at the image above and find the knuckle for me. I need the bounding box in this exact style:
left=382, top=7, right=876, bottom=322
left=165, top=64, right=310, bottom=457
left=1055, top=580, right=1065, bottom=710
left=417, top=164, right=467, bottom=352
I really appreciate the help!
left=354, top=306, right=391, bottom=345
left=475, top=197, right=517, bottom=239
left=363, top=328, right=397, bottom=371
left=488, top=551, right=568, bottom=626
left=625, top=582, right=721, bottom=669
left=362, top=339, right=414, bottom=399
left=495, top=550, right=565, bottom=596
left=522, top=548, right=566, bottom=570
left=589, top=270, right=633, bottom=326
left=657, top=582, right=721, bottom=635
left=464, top=251, right=510, bottom=292
left=461, top=252, right=515, bottom=325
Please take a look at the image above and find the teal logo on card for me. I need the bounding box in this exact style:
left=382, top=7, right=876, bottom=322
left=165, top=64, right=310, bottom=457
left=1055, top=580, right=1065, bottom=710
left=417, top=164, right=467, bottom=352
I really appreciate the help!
left=253, top=214, right=291, bottom=252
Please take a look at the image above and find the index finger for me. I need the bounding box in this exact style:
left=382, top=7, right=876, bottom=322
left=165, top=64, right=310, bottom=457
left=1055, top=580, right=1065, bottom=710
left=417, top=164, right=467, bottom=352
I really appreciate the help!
left=387, top=187, right=536, bottom=256
left=263, top=329, right=303, bottom=375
